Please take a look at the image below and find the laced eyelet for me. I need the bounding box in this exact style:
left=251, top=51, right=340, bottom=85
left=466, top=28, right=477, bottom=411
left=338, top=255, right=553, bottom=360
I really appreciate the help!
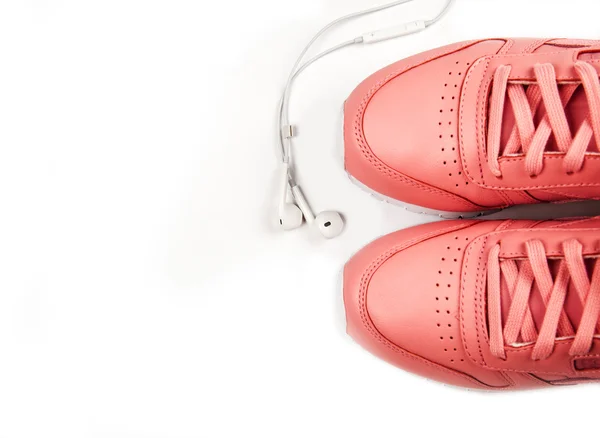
left=488, top=238, right=599, bottom=362
left=486, top=62, right=599, bottom=185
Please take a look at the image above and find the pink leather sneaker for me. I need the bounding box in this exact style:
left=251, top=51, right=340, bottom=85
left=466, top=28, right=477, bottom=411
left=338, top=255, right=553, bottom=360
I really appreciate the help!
left=345, top=38, right=600, bottom=217
left=343, top=217, right=600, bottom=390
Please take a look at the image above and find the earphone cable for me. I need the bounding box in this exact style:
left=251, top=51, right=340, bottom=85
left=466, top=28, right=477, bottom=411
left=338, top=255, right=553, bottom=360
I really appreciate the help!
left=425, top=0, right=455, bottom=25
left=278, top=0, right=455, bottom=180
left=277, top=0, right=418, bottom=169
left=278, top=38, right=361, bottom=183
left=277, top=0, right=455, bottom=200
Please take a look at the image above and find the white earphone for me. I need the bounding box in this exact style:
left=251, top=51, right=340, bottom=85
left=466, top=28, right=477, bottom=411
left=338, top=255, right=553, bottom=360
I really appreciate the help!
left=276, top=0, right=455, bottom=238
left=278, top=162, right=344, bottom=238
left=278, top=163, right=303, bottom=231
left=291, top=184, right=344, bottom=239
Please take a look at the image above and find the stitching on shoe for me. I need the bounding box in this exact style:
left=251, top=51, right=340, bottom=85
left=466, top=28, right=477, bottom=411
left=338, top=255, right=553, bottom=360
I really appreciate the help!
left=356, top=222, right=501, bottom=388
left=460, top=56, right=490, bottom=184
left=538, top=188, right=600, bottom=200
left=498, top=39, right=514, bottom=54
left=522, top=38, right=551, bottom=54
left=548, top=216, right=600, bottom=228
left=463, top=48, right=600, bottom=190
left=352, top=41, right=484, bottom=210
left=466, top=228, right=600, bottom=374
left=461, top=234, right=489, bottom=367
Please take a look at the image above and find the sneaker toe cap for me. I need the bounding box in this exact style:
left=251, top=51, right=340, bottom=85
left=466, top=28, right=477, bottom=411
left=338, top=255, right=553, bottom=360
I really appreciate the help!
left=343, top=221, right=511, bottom=389
left=344, top=40, right=507, bottom=212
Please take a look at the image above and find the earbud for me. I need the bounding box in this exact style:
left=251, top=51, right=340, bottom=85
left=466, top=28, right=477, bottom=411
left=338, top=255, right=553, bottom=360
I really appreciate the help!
left=278, top=163, right=303, bottom=231
left=313, top=210, right=345, bottom=239
left=291, top=185, right=344, bottom=239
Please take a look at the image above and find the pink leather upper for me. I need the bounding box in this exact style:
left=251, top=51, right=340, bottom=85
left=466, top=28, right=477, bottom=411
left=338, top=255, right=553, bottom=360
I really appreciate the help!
left=343, top=218, right=600, bottom=390
left=344, top=38, right=600, bottom=212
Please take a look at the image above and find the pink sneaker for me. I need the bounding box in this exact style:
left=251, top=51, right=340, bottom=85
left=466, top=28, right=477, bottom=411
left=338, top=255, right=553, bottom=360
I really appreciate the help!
left=345, top=38, right=600, bottom=217
left=343, top=217, right=600, bottom=390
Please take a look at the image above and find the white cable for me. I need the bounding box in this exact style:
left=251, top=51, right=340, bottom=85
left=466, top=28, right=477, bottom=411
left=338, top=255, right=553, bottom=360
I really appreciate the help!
left=425, top=0, right=455, bottom=25
left=277, top=38, right=361, bottom=177
left=278, top=0, right=417, bottom=167
left=277, top=0, right=456, bottom=188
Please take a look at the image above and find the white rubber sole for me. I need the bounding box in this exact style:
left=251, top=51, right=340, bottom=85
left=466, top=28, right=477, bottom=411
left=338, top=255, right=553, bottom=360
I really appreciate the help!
left=347, top=173, right=499, bottom=219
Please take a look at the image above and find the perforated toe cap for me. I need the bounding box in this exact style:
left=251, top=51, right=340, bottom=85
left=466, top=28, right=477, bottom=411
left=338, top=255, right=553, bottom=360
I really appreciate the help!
left=344, top=39, right=508, bottom=212
left=343, top=220, right=511, bottom=389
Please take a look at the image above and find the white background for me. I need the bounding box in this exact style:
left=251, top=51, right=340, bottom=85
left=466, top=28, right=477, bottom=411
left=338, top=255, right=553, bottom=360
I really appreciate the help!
left=0, top=0, right=599, bottom=437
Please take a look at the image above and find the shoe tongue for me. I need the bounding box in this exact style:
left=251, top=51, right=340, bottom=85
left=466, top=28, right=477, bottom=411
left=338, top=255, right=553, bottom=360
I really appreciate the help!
left=499, top=259, right=590, bottom=343
left=498, top=84, right=596, bottom=155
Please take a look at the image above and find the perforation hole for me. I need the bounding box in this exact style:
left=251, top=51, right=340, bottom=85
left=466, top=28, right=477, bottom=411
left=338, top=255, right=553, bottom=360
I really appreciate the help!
left=434, top=235, right=466, bottom=366
left=439, top=66, right=466, bottom=191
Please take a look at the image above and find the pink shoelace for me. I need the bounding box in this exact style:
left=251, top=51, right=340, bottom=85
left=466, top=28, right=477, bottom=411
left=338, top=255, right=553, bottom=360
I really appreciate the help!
left=487, top=62, right=600, bottom=177
left=487, top=239, right=600, bottom=360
